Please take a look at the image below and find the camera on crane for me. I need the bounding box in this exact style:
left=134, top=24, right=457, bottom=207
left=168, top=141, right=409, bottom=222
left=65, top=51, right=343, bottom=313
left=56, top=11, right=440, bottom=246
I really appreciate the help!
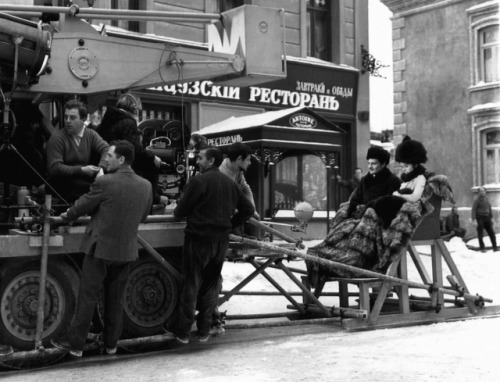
left=138, top=119, right=192, bottom=199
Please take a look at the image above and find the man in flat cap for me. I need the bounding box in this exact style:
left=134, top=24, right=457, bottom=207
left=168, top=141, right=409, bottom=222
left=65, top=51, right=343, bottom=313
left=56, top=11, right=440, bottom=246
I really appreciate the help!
left=347, top=146, right=401, bottom=217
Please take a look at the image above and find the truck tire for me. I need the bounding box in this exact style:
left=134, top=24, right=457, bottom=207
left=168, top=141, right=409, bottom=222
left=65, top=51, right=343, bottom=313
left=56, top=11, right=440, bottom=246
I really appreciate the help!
left=0, top=260, right=79, bottom=351
left=121, top=259, right=178, bottom=338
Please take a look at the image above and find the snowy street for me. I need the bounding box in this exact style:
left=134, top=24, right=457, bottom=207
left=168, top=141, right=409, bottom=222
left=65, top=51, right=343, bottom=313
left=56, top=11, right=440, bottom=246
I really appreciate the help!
left=2, top=236, right=500, bottom=382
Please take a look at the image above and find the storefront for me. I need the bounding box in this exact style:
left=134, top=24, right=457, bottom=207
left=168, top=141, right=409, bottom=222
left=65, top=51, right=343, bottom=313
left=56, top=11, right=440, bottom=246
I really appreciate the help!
left=197, top=106, right=344, bottom=224
left=136, top=58, right=359, bottom=237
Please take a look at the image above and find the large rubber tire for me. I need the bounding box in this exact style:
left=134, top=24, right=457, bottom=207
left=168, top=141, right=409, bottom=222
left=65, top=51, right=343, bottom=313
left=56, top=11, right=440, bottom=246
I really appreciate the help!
left=0, top=259, right=79, bottom=351
left=121, top=259, right=178, bottom=338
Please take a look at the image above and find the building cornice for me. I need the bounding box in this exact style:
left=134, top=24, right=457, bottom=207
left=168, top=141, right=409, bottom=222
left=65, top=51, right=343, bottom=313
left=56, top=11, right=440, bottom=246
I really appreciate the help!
left=381, top=0, right=468, bottom=18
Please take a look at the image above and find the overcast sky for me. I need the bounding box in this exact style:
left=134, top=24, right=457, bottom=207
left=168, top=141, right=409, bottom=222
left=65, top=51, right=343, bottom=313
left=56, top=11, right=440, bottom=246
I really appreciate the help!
left=369, top=1, right=394, bottom=133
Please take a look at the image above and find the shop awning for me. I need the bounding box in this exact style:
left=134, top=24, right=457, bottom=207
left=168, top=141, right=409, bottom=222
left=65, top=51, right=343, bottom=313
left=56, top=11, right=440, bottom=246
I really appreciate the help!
left=196, top=107, right=345, bottom=156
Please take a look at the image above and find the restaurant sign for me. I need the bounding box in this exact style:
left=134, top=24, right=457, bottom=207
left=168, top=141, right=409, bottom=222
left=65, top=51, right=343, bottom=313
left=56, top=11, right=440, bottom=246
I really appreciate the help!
left=154, top=61, right=358, bottom=117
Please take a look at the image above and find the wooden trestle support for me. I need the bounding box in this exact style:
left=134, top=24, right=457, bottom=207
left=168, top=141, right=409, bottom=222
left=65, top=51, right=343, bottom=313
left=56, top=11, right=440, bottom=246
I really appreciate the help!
left=227, top=234, right=500, bottom=331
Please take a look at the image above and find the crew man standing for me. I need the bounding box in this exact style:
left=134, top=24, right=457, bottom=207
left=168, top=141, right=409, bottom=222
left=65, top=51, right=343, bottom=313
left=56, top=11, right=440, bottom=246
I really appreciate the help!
left=164, top=146, right=254, bottom=344
left=219, top=142, right=259, bottom=219
left=51, top=140, right=152, bottom=357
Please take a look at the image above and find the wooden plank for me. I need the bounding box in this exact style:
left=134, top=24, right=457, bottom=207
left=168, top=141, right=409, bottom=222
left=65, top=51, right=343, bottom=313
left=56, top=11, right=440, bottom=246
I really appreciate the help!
left=28, top=235, right=64, bottom=247
left=342, top=305, right=500, bottom=331
left=431, top=242, right=445, bottom=308
left=396, top=252, right=410, bottom=314
left=408, top=244, right=432, bottom=284
left=275, top=261, right=331, bottom=316
left=436, top=239, right=478, bottom=314
left=218, top=258, right=275, bottom=305
left=249, top=259, right=308, bottom=315
left=367, top=259, right=401, bottom=324
left=338, top=281, right=349, bottom=307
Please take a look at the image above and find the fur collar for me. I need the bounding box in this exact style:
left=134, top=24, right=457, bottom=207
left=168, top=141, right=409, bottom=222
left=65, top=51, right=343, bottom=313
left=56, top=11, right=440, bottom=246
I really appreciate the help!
left=363, top=166, right=393, bottom=188
left=401, top=165, right=426, bottom=183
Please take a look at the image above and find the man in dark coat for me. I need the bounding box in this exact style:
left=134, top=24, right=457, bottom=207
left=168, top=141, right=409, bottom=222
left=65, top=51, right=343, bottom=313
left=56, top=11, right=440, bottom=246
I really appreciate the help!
left=51, top=140, right=152, bottom=357
left=98, top=94, right=163, bottom=204
left=164, top=146, right=254, bottom=344
left=472, top=186, right=498, bottom=252
left=347, top=146, right=401, bottom=216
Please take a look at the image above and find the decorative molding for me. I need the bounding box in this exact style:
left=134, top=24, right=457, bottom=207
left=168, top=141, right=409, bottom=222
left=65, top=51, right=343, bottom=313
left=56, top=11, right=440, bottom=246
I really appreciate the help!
left=382, top=0, right=467, bottom=18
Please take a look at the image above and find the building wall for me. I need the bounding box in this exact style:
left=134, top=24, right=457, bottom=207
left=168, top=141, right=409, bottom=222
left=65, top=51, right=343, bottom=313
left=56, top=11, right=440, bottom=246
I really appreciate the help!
left=382, top=0, right=500, bottom=235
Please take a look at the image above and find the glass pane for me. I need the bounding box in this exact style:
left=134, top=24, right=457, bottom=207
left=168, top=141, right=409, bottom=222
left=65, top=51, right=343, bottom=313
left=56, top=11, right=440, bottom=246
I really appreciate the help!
left=312, top=11, right=329, bottom=60
left=485, top=149, right=495, bottom=184
left=275, top=156, right=299, bottom=210
left=482, top=25, right=498, bottom=44
left=308, top=0, right=328, bottom=10
left=302, top=155, right=327, bottom=210
left=219, top=0, right=244, bottom=12
left=486, top=131, right=500, bottom=145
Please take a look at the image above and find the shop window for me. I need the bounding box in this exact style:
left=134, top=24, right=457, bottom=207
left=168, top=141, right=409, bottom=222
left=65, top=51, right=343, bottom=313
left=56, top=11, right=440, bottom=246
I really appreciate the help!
left=274, top=154, right=327, bottom=211
left=218, top=0, right=245, bottom=13
left=482, top=129, right=500, bottom=184
left=139, top=103, right=183, bottom=123
left=306, top=0, right=331, bottom=61
left=110, top=0, right=144, bottom=33
left=478, top=25, right=499, bottom=83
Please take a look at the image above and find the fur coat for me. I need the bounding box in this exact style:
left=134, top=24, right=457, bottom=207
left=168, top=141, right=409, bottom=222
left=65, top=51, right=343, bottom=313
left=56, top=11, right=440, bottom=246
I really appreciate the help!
left=306, top=174, right=455, bottom=287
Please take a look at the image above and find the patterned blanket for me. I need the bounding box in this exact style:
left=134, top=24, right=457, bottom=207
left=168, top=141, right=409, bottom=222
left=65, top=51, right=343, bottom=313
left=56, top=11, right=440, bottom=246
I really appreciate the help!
left=306, top=174, right=454, bottom=287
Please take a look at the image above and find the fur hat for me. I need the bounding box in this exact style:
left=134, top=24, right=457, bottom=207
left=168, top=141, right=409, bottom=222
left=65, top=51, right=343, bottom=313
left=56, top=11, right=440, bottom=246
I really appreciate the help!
left=395, top=135, right=428, bottom=164
left=366, top=146, right=390, bottom=165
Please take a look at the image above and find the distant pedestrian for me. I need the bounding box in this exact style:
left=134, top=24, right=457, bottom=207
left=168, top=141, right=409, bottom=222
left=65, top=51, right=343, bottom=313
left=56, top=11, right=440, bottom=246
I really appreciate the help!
left=472, top=186, right=498, bottom=252
left=336, top=167, right=363, bottom=197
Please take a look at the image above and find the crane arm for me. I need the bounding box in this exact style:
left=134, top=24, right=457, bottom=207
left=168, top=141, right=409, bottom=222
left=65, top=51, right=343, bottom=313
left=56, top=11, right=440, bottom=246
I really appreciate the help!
left=0, top=4, right=286, bottom=95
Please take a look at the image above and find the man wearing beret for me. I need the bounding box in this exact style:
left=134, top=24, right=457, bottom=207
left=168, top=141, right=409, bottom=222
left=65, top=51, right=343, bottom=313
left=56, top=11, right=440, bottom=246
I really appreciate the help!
left=347, top=146, right=401, bottom=216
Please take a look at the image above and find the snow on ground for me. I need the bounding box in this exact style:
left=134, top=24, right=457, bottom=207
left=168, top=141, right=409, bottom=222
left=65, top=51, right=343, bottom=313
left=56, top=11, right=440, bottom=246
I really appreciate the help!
left=221, top=235, right=500, bottom=316
left=4, top=235, right=500, bottom=381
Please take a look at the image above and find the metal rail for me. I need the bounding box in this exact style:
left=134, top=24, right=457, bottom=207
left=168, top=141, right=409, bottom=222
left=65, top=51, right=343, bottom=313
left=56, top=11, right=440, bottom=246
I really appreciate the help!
left=0, top=5, right=221, bottom=23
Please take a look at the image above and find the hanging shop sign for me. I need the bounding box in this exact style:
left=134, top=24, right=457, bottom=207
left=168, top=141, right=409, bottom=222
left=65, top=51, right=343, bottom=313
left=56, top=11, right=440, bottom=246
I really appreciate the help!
left=154, top=61, right=358, bottom=117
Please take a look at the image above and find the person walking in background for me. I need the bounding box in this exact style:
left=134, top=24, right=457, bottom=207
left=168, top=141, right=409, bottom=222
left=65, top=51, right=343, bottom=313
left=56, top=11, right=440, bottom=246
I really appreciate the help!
left=163, top=146, right=254, bottom=344
left=51, top=141, right=153, bottom=357
left=336, top=167, right=363, bottom=196
left=472, top=186, right=498, bottom=252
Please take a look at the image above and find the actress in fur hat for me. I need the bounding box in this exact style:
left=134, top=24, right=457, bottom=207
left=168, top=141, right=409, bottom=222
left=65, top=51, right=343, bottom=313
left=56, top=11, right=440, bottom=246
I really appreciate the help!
left=393, top=136, right=428, bottom=203
left=306, top=137, right=435, bottom=285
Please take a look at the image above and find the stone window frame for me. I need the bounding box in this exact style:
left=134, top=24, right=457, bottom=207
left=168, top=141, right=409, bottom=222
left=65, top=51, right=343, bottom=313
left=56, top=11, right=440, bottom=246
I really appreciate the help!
left=471, top=111, right=500, bottom=189
left=468, top=8, right=499, bottom=88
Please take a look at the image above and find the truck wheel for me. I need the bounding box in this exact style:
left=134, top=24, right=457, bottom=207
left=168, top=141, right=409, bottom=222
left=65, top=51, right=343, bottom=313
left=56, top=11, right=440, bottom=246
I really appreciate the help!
left=0, top=260, right=79, bottom=351
left=122, top=260, right=178, bottom=338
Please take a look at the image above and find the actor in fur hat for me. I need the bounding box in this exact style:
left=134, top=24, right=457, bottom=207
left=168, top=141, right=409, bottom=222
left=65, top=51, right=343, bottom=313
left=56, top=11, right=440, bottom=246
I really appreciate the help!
left=347, top=146, right=401, bottom=217
left=393, top=136, right=428, bottom=203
